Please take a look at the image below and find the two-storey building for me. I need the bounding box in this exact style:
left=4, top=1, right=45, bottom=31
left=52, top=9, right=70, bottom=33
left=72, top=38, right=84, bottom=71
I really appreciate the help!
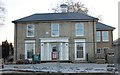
left=12, top=12, right=115, bottom=63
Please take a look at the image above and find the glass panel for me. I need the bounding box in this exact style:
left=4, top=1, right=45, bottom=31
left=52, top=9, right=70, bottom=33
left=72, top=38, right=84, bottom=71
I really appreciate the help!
left=51, top=24, right=59, bottom=36
left=97, top=48, right=101, bottom=53
left=102, top=31, right=108, bottom=41
left=52, top=31, right=59, bottom=36
left=77, top=44, right=83, bottom=50
left=77, top=51, right=83, bottom=58
left=26, top=43, right=35, bottom=59
left=28, top=25, right=34, bottom=30
left=96, top=31, right=100, bottom=42
left=76, top=43, right=84, bottom=58
left=27, top=51, right=33, bottom=58
left=103, top=48, right=109, bottom=54
left=76, top=23, right=84, bottom=36
left=28, top=30, right=34, bottom=36
left=27, top=25, right=34, bottom=37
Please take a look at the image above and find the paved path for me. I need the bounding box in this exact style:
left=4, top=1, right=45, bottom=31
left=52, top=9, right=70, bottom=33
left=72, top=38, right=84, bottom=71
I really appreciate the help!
left=1, top=63, right=118, bottom=73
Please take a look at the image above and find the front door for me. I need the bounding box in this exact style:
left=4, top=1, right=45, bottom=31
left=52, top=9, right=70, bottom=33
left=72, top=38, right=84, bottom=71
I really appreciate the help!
left=51, top=43, right=59, bottom=60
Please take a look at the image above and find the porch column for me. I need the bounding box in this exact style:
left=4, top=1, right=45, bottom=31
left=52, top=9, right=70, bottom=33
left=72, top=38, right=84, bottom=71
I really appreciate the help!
left=46, top=43, right=50, bottom=60
left=60, top=43, right=63, bottom=60
left=64, top=43, right=69, bottom=60
left=41, top=43, right=44, bottom=61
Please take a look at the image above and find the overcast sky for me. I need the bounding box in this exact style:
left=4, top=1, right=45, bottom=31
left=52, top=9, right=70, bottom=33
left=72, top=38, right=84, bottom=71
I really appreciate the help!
left=0, top=0, right=119, bottom=44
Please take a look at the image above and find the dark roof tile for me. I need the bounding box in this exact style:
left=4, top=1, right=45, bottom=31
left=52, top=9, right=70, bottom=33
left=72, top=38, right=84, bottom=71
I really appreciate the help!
left=12, top=13, right=98, bottom=23
left=96, top=22, right=115, bottom=30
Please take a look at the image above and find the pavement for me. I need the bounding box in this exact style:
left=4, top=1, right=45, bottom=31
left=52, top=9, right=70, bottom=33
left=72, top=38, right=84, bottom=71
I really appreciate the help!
left=0, top=63, right=119, bottom=74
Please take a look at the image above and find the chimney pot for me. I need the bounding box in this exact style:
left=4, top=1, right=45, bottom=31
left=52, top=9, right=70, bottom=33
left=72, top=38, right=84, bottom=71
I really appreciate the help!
left=60, top=4, right=68, bottom=13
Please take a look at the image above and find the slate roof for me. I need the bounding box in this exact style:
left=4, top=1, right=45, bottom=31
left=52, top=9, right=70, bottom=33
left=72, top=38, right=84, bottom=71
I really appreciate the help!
left=12, top=13, right=115, bottom=31
left=12, top=13, right=98, bottom=23
left=96, top=22, right=115, bottom=30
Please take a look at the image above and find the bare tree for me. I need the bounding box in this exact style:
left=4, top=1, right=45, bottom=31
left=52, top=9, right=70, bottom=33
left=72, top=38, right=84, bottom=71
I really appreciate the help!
left=0, top=1, right=6, bottom=25
left=52, top=0, right=88, bottom=14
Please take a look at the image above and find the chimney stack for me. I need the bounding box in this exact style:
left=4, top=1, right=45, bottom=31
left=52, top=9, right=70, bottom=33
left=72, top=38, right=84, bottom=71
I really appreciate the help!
left=60, top=4, right=68, bottom=13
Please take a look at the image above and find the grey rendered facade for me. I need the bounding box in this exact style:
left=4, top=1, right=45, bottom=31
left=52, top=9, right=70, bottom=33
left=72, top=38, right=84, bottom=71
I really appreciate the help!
left=12, top=13, right=114, bottom=63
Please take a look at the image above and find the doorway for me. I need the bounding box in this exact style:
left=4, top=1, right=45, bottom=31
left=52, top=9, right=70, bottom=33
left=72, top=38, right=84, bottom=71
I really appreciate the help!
left=51, top=43, right=59, bottom=60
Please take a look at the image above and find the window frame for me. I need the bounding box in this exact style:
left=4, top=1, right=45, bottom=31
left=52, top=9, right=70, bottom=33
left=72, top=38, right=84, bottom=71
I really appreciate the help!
left=103, top=47, right=109, bottom=54
left=97, top=48, right=101, bottom=53
left=96, top=31, right=101, bottom=42
left=75, top=23, right=84, bottom=36
left=25, top=40, right=35, bottom=60
left=26, top=24, right=35, bottom=37
left=75, top=39, right=85, bottom=60
left=51, top=23, right=59, bottom=37
left=102, top=31, right=109, bottom=42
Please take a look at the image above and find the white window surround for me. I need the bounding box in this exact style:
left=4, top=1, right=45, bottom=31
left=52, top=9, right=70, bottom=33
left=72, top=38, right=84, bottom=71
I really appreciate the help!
left=75, top=39, right=85, bottom=60
left=75, top=23, right=84, bottom=36
left=26, top=24, right=35, bottom=37
left=51, top=23, right=59, bottom=37
left=102, top=31, right=109, bottom=42
left=25, top=40, right=35, bottom=60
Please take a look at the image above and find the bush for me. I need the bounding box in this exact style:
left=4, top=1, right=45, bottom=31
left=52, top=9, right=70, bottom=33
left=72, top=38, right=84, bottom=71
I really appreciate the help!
left=16, top=59, right=24, bottom=64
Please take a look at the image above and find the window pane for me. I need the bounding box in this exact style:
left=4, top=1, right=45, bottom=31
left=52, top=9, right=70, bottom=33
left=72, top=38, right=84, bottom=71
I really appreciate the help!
left=77, top=43, right=83, bottom=50
left=97, top=48, right=101, bottom=53
left=27, top=51, right=33, bottom=58
left=76, top=23, right=84, bottom=36
left=102, top=31, right=108, bottom=41
left=77, top=51, right=83, bottom=58
left=28, top=30, right=34, bottom=36
left=76, top=43, right=84, bottom=58
left=51, top=24, right=59, bottom=37
left=96, top=31, right=100, bottom=42
left=28, top=25, right=34, bottom=30
left=27, top=25, right=34, bottom=37
left=26, top=43, right=35, bottom=59
left=52, top=31, right=59, bottom=36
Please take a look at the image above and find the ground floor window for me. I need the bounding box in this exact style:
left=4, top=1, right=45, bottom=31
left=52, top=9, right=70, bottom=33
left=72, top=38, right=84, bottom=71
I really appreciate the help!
left=25, top=40, right=35, bottom=60
left=97, top=48, right=101, bottom=53
left=75, top=39, right=85, bottom=60
left=76, top=43, right=84, bottom=58
left=96, top=47, right=109, bottom=54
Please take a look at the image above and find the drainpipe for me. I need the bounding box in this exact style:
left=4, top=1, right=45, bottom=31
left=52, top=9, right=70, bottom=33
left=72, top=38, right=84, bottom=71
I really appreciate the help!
left=14, top=23, right=17, bottom=61
left=93, top=20, right=96, bottom=62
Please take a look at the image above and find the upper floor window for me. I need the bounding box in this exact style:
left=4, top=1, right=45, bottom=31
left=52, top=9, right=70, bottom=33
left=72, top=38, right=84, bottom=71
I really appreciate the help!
left=26, top=24, right=34, bottom=37
left=75, top=23, right=84, bottom=36
left=51, top=23, right=59, bottom=37
left=96, top=31, right=100, bottom=42
left=102, top=31, right=109, bottom=42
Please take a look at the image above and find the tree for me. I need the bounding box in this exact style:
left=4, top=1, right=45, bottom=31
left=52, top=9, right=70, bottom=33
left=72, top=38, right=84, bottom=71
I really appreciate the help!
left=2, top=40, right=9, bottom=60
left=0, top=1, right=6, bottom=25
left=52, top=0, right=88, bottom=14
left=2, top=40, right=14, bottom=62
